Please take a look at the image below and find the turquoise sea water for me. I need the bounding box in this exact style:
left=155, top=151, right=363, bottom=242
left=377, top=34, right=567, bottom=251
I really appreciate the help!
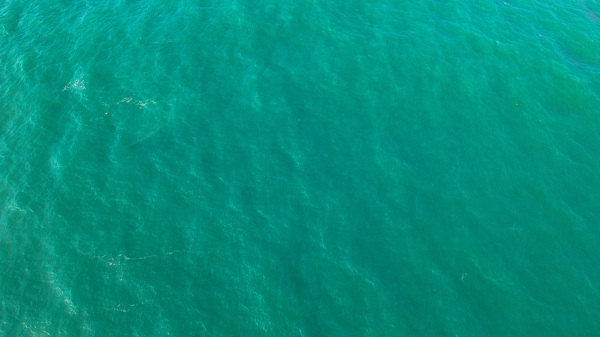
left=1, top=0, right=600, bottom=335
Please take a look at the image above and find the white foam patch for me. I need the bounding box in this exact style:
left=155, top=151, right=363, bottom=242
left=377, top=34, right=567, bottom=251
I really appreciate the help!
left=62, top=78, right=86, bottom=91
left=20, top=320, right=52, bottom=337
left=46, top=269, right=77, bottom=316
left=117, top=97, right=157, bottom=108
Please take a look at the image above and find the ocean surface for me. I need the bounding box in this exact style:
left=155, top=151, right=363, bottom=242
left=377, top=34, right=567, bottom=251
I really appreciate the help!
left=1, top=0, right=599, bottom=336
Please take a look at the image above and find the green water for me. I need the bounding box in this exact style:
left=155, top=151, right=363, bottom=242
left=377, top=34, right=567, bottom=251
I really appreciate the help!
left=1, top=0, right=599, bottom=336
